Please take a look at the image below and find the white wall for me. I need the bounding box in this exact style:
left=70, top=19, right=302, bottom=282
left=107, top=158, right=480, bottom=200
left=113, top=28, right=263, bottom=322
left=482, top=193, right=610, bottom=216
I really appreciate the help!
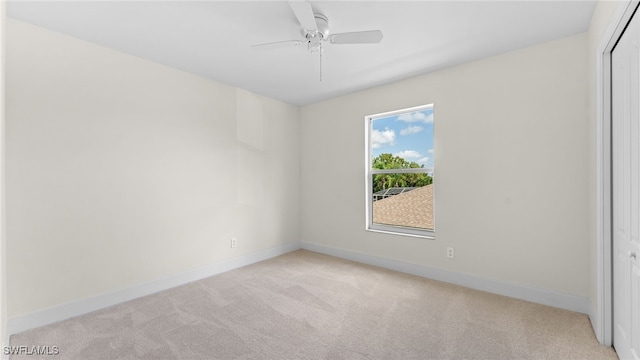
left=586, top=0, right=627, bottom=343
left=300, top=33, right=589, bottom=298
left=1, top=0, right=7, bottom=354
left=5, top=19, right=299, bottom=318
left=587, top=0, right=621, bottom=309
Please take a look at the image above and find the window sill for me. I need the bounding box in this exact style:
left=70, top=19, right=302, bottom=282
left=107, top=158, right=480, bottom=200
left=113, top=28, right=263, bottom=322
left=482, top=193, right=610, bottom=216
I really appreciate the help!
left=367, top=225, right=435, bottom=240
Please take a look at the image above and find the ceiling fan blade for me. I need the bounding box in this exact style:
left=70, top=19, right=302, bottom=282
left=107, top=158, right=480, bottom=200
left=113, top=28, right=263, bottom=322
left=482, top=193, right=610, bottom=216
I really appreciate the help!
left=329, top=30, right=383, bottom=44
left=251, top=40, right=304, bottom=51
left=289, top=1, right=318, bottom=32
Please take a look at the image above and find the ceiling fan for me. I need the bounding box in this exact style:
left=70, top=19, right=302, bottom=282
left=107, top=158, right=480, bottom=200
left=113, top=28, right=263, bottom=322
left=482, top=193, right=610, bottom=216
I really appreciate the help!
left=252, top=1, right=384, bottom=80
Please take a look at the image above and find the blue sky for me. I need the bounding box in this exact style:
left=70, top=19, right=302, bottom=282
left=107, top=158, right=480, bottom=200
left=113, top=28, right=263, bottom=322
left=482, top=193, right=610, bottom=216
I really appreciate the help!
left=371, top=108, right=434, bottom=169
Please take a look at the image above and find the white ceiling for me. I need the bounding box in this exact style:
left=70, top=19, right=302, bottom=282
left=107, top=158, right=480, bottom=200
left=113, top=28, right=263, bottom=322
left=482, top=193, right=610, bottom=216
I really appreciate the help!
left=7, top=1, right=596, bottom=106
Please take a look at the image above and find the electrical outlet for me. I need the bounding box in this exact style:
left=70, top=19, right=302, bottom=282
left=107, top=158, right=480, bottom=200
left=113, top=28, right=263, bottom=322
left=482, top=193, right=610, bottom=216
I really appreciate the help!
left=447, top=247, right=455, bottom=259
left=231, top=238, right=237, bottom=248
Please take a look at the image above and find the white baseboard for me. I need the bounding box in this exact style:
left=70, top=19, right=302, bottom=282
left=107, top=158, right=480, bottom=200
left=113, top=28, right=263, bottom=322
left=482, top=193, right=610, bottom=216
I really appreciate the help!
left=301, top=242, right=590, bottom=314
left=588, top=297, right=600, bottom=344
left=6, top=242, right=300, bottom=337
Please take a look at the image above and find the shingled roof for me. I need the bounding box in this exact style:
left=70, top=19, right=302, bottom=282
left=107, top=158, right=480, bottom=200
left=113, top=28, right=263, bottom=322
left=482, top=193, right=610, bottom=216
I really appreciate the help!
left=372, top=184, right=433, bottom=230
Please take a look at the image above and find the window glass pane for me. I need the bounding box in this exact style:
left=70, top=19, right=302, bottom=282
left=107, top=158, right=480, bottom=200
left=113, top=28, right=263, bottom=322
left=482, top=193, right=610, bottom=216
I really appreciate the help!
left=368, top=106, right=434, bottom=234
left=371, top=174, right=434, bottom=231
left=371, top=108, right=434, bottom=171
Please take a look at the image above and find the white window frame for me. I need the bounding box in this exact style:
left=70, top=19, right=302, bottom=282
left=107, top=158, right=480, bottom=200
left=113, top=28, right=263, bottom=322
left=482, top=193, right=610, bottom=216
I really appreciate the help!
left=365, top=104, right=435, bottom=239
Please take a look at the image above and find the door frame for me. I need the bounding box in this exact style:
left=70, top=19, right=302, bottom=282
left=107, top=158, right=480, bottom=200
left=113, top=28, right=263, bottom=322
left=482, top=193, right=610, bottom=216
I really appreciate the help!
left=596, top=0, right=639, bottom=346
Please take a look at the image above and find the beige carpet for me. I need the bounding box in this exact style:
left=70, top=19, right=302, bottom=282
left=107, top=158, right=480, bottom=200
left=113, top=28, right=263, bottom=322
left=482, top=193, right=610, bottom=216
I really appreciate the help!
left=10, top=250, right=617, bottom=360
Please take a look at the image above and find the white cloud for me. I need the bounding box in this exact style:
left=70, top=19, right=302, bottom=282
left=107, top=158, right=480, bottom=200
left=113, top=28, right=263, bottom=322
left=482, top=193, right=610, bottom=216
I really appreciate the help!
left=400, top=126, right=424, bottom=136
left=397, top=111, right=434, bottom=124
left=371, top=128, right=395, bottom=149
left=395, top=150, right=421, bottom=159
left=417, top=157, right=430, bottom=165
left=428, top=149, right=434, bottom=154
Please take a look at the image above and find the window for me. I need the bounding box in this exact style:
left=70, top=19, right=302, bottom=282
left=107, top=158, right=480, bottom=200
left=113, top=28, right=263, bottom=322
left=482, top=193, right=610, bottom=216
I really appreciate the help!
left=365, top=104, right=434, bottom=238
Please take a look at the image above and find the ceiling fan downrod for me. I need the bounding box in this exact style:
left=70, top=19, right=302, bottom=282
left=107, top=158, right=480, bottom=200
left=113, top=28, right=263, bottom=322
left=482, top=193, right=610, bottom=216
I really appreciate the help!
left=303, top=20, right=325, bottom=82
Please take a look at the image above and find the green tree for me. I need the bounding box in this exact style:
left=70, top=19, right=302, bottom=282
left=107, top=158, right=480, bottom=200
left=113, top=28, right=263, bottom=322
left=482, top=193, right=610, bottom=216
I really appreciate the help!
left=372, top=153, right=432, bottom=193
